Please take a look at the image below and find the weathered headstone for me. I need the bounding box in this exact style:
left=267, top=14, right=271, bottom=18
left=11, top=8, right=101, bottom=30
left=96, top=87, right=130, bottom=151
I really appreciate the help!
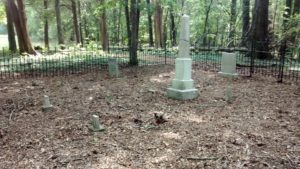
left=108, top=58, right=120, bottom=78
left=218, top=52, right=238, bottom=77
left=89, top=115, right=105, bottom=132
left=42, top=95, right=53, bottom=111
left=225, top=85, right=234, bottom=103
left=167, top=14, right=198, bottom=100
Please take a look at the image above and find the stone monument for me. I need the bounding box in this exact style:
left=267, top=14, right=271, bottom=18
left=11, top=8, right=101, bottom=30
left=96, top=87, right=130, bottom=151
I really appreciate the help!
left=218, top=52, right=238, bottom=77
left=167, top=14, right=198, bottom=100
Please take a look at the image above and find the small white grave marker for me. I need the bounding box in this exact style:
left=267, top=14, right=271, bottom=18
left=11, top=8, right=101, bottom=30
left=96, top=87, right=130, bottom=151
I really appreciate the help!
left=218, top=52, right=238, bottom=77
left=42, top=95, right=53, bottom=111
left=89, top=115, right=105, bottom=132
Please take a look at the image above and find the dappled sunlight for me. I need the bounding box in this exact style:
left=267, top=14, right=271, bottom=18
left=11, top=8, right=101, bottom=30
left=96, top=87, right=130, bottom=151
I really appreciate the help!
left=147, top=149, right=176, bottom=165
left=160, top=132, right=182, bottom=140
left=150, top=71, right=174, bottom=83
left=93, top=155, right=129, bottom=169
left=172, top=111, right=208, bottom=124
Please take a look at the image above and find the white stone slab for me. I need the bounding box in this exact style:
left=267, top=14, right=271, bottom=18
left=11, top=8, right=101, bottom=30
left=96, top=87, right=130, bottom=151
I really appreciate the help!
left=179, top=15, right=190, bottom=58
left=219, top=52, right=238, bottom=77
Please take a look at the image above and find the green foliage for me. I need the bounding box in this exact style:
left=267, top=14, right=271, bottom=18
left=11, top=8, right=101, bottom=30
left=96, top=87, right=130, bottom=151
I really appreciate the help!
left=0, top=5, right=5, bottom=23
left=0, top=0, right=298, bottom=52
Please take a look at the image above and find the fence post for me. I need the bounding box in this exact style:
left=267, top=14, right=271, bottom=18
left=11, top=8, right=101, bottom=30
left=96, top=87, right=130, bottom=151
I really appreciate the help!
left=164, top=44, right=167, bottom=64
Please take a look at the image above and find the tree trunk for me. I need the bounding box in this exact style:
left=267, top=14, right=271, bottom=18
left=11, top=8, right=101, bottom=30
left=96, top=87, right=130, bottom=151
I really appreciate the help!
left=71, top=0, right=80, bottom=44
left=293, top=0, right=300, bottom=15
left=203, top=0, right=213, bottom=46
left=124, top=0, right=131, bottom=47
left=162, top=10, right=168, bottom=48
left=84, top=17, right=89, bottom=40
left=55, top=0, right=64, bottom=44
left=129, top=0, right=140, bottom=65
left=279, top=0, right=292, bottom=54
left=228, top=0, right=237, bottom=47
left=170, top=5, right=176, bottom=47
left=146, top=0, right=154, bottom=47
left=98, top=0, right=109, bottom=51
left=8, top=0, right=35, bottom=54
left=5, top=0, right=17, bottom=52
left=44, top=0, right=49, bottom=50
left=242, top=0, right=250, bottom=45
left=78, top=0, right=84, bottom=46
left=279, top=0, right=292, bottom=60
left=117, top=4, right=122, bottom=45
left=154, top=0, right=163, bottom=48
left=249, top=0, right=270, bottom=59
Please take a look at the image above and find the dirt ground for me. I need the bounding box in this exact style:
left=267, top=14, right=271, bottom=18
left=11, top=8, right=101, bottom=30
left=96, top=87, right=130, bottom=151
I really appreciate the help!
left=0, top=65, right=299, bottom=169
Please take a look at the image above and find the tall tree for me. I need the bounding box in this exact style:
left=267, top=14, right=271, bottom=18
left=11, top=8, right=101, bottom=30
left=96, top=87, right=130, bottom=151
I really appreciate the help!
left=202, top=0, right=213, bottom=46
left=44, top=0, right=49, bottom=50
left=78, top=0, right=84, bottom=45
left=249, top=0, right=270, bottom=59
left=71, top=0, right=80, bottom=44
left=5, top=0, right=17, bottom=52
left=153, top=0, right=163, bottom=48
left=128, top=0, right=140, bottom=65
left=228, top=0, right=237, bottom=47
left=124, top=0, right=131, bottom=47
left=146, top=0, right=154, bottom=47
left=241, top=0, right=250, bottom=46
left=98, top=0, right=109, bottom=51
left=7, top=0, right=35, bottom=54
left=55, top=0, right=64, bottom=44
left=293, top=0, right=300, bottom=15
left=169, top=4, right=177, bottom=47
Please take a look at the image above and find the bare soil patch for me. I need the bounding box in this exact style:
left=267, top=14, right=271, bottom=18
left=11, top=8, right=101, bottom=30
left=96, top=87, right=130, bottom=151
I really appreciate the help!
left=0, top=65, right=299, bottom=169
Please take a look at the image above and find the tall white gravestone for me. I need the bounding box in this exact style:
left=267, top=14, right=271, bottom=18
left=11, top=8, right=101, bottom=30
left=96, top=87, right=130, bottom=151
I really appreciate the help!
left=167, top=14, right=198, bottom=100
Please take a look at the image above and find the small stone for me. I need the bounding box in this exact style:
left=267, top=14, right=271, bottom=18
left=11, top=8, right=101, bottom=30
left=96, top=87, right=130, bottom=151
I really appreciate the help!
left=32, top=81, right=39, bottom=86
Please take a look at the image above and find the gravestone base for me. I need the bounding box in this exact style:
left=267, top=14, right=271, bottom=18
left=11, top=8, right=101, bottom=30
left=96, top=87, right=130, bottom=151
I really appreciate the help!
left=167, top=58, right=198, bottom=100
left=167, top=88, right=198, bottom=100
left=42, top=105, right=53, bottom=112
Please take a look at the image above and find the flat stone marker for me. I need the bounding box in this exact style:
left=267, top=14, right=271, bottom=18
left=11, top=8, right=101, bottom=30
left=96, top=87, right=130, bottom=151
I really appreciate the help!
left=219, top=52, right=238, bottom=77
left=42, top=95, right=53, bottom=111
left=89, top=115, right=105, bottom=132
left=108, top=58, right=120, bottom=78
left=167, top=14, right=198, bottom=100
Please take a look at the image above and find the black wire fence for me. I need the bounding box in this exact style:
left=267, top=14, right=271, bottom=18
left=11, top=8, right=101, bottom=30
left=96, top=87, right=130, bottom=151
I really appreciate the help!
left=0, top=45, right=299, bottom=82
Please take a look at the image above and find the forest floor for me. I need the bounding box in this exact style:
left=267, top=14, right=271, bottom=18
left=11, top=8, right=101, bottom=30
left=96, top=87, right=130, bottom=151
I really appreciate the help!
left=0, top=65, right=299, bottom=169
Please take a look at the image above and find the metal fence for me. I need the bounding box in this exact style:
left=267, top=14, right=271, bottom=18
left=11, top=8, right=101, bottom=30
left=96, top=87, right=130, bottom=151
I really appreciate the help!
left=0, top=46, right=299, bottom=82
left=0, top=46, right=173, bottom=79
left=190, top=47, right=300, bottom=82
